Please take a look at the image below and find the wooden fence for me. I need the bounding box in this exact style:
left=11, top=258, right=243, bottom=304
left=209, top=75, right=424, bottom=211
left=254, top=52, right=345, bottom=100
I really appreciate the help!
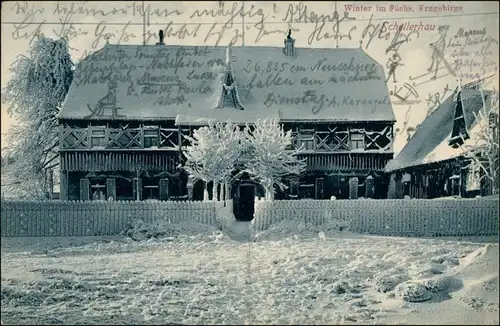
left=252, top=198, right=500, bottom=237
left=1, top=200, right=217, bottom=237
left=2, top=199, right=498, bottom=238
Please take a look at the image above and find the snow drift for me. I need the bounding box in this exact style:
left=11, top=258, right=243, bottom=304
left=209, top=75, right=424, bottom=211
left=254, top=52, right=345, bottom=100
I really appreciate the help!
left=1, top=233, right=497, bottom=325
left=121, top=219, right=220, bottom=241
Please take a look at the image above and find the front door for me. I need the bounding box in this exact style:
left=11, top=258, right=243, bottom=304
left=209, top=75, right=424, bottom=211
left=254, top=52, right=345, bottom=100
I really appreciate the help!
left=234, top=183, right=255, bottom=221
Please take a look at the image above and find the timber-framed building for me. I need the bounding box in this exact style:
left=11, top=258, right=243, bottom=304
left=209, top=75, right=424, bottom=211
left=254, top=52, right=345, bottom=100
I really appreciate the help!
left=385, top=82, right=498, bottom=199
left=58, top=31, right=396, bottom=206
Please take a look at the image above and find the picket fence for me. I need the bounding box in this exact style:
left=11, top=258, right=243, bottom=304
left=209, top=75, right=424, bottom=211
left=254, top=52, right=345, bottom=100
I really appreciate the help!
left=1, top=200, right=217, bottom=237
left=2, top=199, right=499, bottom=238
left=252, top=198, right=500, bottom=237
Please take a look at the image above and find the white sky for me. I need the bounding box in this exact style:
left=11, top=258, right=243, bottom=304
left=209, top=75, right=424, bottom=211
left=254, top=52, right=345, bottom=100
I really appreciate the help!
left=1, top=1, right=499, bottom=154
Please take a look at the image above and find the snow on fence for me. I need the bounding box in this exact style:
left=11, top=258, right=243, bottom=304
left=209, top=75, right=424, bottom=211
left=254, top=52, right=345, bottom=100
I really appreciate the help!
left=252, top=199, right=499, bottom=237
left=0, top=200, right=218, bottom=237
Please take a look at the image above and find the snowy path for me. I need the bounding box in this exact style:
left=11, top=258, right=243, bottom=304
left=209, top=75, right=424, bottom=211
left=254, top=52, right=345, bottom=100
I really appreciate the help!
left=223, top=221, right=252, bottom=242
left=1, top=234, right=498, bottom=325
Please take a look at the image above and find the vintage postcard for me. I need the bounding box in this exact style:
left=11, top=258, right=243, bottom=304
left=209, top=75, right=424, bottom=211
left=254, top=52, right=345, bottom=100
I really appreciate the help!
left=1, top=1, right=499, bottom=325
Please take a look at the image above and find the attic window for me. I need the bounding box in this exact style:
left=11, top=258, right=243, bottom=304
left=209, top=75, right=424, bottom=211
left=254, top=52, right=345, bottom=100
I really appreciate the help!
left=283, top=29, right=296, bottom=58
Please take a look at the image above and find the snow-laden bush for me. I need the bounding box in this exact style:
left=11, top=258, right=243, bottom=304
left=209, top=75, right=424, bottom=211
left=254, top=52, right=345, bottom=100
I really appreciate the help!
left=430, top=254, right=460, bottom=266
left=325, top=281, right=351, bottom=295
left=371, top=273, right=408, bottom=293
left=242, top=118, right=306, bottom=200
left=2, top=35, right=73, bottom=199
left=420, top=275, right=456, bottom=293
left=182, top=120, right=244, bottom=201
left=394, top=282, right=433, bottom=302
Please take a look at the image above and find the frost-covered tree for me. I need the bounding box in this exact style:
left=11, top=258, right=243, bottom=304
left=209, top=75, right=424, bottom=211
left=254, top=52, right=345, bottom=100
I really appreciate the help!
left=242, top=118, right=306, bottom=200
left=460, top=89, right=499, bottom=195
left=1, top=35, right=74, bottom=199
left=182, top=120, right=243, bottom=201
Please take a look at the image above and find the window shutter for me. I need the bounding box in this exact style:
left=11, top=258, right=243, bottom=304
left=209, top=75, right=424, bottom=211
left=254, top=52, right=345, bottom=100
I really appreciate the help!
left=106, top=178, right=116, bottom=200
left=80, top=178, right=90, bottom=201
left=159, top=178, right=169, bottom=201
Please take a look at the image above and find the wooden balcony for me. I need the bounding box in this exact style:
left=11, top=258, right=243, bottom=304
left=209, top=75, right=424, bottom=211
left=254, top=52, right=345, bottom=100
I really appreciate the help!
left=60, top=151, right=180, bottom=172
left=299, top=153, right=392, bottom=172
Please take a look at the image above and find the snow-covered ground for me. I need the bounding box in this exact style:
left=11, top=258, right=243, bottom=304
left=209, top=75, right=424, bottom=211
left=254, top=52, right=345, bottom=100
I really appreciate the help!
left=1, top=221, right=498, bottom=325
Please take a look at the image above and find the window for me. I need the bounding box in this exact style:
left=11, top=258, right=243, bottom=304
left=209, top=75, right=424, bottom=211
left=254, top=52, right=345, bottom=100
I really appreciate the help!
left=299, top=183, right=315, bottom=199
left=144, top=129, right=159, bottom=148
left=286, top=132, right=299, bottom=150
left=350, top=133, right=364, bottom=150
left=91, top=129, right=107, bottom=148
left=90, top=182, right=106, bottom=201
left=300, top=132, right=315, bottom=151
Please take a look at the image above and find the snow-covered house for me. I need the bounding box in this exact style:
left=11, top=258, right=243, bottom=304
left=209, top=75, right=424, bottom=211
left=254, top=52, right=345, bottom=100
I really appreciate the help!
left=58, top=31, right=395, bottom=201
left=385, top=82, right=497, bottom=199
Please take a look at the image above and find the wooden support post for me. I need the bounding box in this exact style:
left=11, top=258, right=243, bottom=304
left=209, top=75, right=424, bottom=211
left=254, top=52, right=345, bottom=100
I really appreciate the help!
left=133, top=178, right=143, bottom=201
left=60, top=171, right=69, bottom=200
left=188, top=179, right=195, bottom=201
left=48, top=169, right=54, bottom=200
left=160, top=178, right=170, bottom=201
left=365, top=175, right=375, bottom=198
left=80, top=178, right=90, bottom=201
left=290, top=177, right=299, bottom=198
left=106, top=178, right=116, bottom=200
left=349, top=177, right=358, bottom=199
left=387, top=174, right=396, bottom=199
left=44, top=169, right=48, bottom=198
left=315, top=177, right=324, bottom=199
left=203, top=181, right=209, bottom=201
left=225, top=183, right=230, bottom=200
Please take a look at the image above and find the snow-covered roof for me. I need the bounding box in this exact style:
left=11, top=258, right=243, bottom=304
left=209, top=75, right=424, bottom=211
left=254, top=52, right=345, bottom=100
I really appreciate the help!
left=59, top=44, right=394, bottom=123
left=420, top=120, right=484, bottom=165
left=385, top=88, right=491, bottom=172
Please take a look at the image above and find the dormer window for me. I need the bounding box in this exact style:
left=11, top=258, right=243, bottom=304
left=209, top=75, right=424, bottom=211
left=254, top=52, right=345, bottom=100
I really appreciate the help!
left=215, top=46, right=244, bottom=110
left=449, top=90, right=469, bottom=148
left=283, top=29, right=296, bottom=58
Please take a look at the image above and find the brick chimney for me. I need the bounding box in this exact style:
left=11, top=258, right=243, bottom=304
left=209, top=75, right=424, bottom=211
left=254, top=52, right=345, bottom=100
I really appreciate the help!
left=156, top=30, right=165, bottom=45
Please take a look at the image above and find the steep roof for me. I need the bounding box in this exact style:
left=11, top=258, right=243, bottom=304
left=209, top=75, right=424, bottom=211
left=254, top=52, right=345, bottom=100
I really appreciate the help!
left=59, top=44, right=394, bottom=124
left=385, top=87, right=491, bottom=172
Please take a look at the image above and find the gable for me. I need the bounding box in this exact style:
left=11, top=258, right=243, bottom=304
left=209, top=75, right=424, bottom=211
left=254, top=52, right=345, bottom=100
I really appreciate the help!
left=385, top=88, right=490, bottom=172
left=59, top=44, right=394, bottom=123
